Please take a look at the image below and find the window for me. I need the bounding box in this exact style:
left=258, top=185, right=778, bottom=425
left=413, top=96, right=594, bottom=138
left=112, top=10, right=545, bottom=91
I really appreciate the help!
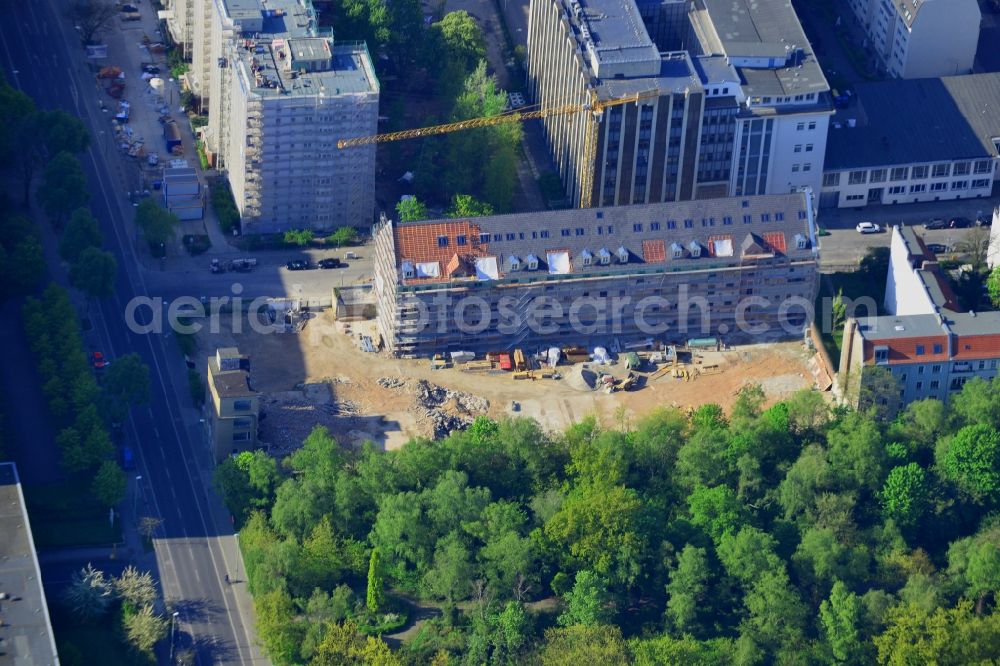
left=931, top=380, right=940, bottom=389
left=909, top=184, right=926, bottom=193
left=437, top=236, right=449, bottom=248
left=973, top=178, right=991, bottom=189
left=233, top=432, right=251, bottom=442
left=849, top=170, right=867, bottom=185
left=919, top=366, right=925, bottom=375
left=561, top=229, right=571, bottom=237
left=233, top=417, right=252, bottom=427
left=479, top=233, right=489, bottom=244
left=633, top=223, right=643, bottom=232
left=493, top=234, right=503, bottom=241
left=792, top=164, right=801, bottom=173
left=761, top=213, right=770, bottom=222
left=890, top=167, right=909, bottom=181
left=607, top=225, right=614, bottom=234
left=875, top=346, right=889, bottom=364
left=743, top=214, right=753, bottom=224
left=954, top=162, right=970, bottom=175
left=975, top=159, right=992, bottom=174
left=540, top=230, right=550, bottom=238
left=798, top=210, right=808, bottom=220
left=806, top=143, right=814, bottom=152
left=952, top=180, right=968, bottom=190
left=723, top=216, right=733, bottom=225
left=932, top=364, right=941, bottom=373
left=932, top=163, right=950, bottom=178
left=808, top=121, right=817, bottom=130
left=741, top=200, right=750, bottom=208
left=803, top=163, right=812, bottom=172
left=916, top=381, right=923, bottom=390
left=870, top=169, right=887, bottom=183
left=916, top=345, right=925, bottom=356
left=651, top=221, right=661, bottom=231
left=911, top=165, right=928, bottom=179
left=575, top=228, right=585, bottom=236
left=596, top=226, right=603, bottom=235
left=456, top=235, right=467, bottom=246
left=684, top=219, right=693, bottom=228
left=796, top=122, right=805, bottom=130
left=823, top=172, right=841, bottom=187
left=931, top=182, right=948, bottom=192
left=234, top=400, right=252, bottom=412
left=506, top=233, right=516, bottom=241
left=794, top=144, right=802, bottom=153
left=889, top=185, right=905, bottom=195
left=776, top=212, right=785, bottom=221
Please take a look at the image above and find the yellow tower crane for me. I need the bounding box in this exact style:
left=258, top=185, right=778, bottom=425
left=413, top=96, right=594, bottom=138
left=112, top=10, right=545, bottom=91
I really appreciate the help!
left=337, top=89, right=661, bottom=209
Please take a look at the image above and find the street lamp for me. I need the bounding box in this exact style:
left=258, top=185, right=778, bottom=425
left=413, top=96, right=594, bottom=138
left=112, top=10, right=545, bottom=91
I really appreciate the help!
left=170, top=611, right=180, bottom=663
left=132, top=475, right=143, bottom=519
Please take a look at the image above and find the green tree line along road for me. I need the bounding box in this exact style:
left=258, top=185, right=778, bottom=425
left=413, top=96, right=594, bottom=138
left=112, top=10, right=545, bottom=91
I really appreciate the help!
left=215, top=380, right=1000, bottom=665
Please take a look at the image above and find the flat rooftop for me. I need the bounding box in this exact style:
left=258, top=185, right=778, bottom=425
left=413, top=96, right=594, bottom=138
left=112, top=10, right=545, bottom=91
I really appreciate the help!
left=691, top=0, right=828, bottom=98
left=0, top=463, right=59, bottom=666
left=826, top=73, right=1000, bottom=170
left=597, top=52, right=702, bottom=99
left=225, top=0, right=377, bottom=99
left=857, top=313, right=946, bottom=340
left=208, top=358, right=257, bottom=398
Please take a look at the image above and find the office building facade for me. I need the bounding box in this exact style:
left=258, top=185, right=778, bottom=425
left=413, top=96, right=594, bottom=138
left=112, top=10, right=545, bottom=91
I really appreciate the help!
left=526, top=0, right=832, bottom=208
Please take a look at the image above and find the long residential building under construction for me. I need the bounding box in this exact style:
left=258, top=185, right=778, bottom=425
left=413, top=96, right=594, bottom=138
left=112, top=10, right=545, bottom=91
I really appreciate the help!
left=166, top=0, right=379, bottom=233
left=373, top=191, right=820, bottom=357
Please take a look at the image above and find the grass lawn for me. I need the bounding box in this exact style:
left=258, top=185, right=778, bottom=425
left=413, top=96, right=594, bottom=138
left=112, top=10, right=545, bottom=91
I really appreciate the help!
left=24, top=477, right=122, bottom=549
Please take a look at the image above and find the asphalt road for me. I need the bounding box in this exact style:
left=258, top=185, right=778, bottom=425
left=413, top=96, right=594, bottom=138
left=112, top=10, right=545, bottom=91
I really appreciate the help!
left=0, top=3, right=264, bottom=664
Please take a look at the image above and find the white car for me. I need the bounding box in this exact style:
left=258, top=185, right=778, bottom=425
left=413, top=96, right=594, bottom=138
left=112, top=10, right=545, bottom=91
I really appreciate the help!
left=856, top=221, right=881, bottom=234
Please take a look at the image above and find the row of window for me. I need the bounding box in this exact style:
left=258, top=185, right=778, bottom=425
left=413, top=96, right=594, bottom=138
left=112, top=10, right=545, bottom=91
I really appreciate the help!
left=791, top=163, right=812, bottom=173
left=828, top=160, right=994, bottom=187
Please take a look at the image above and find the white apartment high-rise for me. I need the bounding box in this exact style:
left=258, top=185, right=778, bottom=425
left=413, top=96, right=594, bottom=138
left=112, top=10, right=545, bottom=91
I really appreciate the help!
left=846, top=0, right=980, bottom=78
left=176, top=0, right=379, bottom=233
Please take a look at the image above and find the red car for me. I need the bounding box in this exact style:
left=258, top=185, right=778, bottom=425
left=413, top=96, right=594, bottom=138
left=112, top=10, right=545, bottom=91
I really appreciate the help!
left=92, top=351, right=110, bottom=369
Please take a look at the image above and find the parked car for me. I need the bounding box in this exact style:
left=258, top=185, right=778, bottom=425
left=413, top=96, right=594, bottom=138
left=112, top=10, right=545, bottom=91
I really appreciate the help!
left=950, top=217, right=973, bottom=228
left=286, top=259, right=312, bottom=271
left=976, top=216, right=992, bottom=227
left=318, top=257, right=343, bottom=269
left=91, top=351, right=110, bottom=370
left=925, top=218, right=947, bottom=230
left=122, top=446, right=135, bottom=470
left=856, top=221, right=881, bottom=234
left=926, top=243, right=949, bottom=254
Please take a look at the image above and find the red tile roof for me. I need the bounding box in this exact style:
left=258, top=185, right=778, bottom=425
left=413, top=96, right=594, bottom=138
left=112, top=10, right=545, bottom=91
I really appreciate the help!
left=952, top=334, right=1000, bottom=360
left=864, top=335, right=950, bottom=364
left=642, top=239, right=666, bottom=263
left=762, top=231, right=787, bottom=255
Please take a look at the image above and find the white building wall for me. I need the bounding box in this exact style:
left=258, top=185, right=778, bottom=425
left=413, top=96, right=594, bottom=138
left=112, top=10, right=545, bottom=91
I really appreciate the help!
left=820, top=158, right=996, bottom=209
left=884, top=226, right=936, bottom=315
left=764, top=111, right=830, bottom=195
left=901, top=0, right=980, bottom=78
left=189, top=0, right=213, bottom=97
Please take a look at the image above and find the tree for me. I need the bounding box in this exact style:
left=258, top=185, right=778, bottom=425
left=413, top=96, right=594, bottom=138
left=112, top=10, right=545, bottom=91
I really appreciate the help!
left=859, top=246, right=890, bottom=282
left=123, top=604, right=168, bottom=654
left=366, top=549, right=385, bottom=613
left=880, top=463, right=929, bottom=529
left=70, top=246, right=117, bottom=298
left=955, top=226, right=992, bottom=274
left=558, top=570, right=612, bottom=627
left=857, top=366, right=902, bottom=422
left=539, top=625, right=629, bottom=666
left=59, top=207, right=102, bottom=262
left=428, top=11, right=486, bottom=75
left=4, top=236, right=46, bottom=296
left=937, top=423, right=1000, bottom=500
left=38, top=151, right=89, bottom=225
left=103, top=352, right=150, bottom=408
left=213, top=450, right=280, bottom=527
left=874, top=601, right=1000, bottom=665
left=284, top=229, right=314, bottom=246
left=395, top=196, right=428, bottom=222
left=39, top=109, right=90, bottom=156
left=310, top=620, right=401, bottom=665
left=665, top=545, right=711, bottom=636
left=831, top=288, right=847, bottom=334
left=819, top=580, right=864, bottom=664
left=423, top=531, right=474, bottom=602
left=327, top=226, right=357, bottom=247
left=63, top=563, right=114, bottom=620
left=988, top=265, right=1000, bottom=308
left=0, top=82, right=42, bottom=204
left=447, top=193, right=494, bottom=218
left=134, top=198, right=179, bottom=247
left=114, top=566, right=157, bottom=608
left=687, top=484, right=746, bottom=542
left=69, top=0, right=119, bottom=45
left=950, top=377, right=1000, bottom=429
left=91, top=460, right=126, bottom=507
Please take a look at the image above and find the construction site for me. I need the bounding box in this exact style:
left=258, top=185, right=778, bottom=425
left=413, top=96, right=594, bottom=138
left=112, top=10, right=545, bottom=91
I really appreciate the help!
left=190, top=306, right=823, bottom=455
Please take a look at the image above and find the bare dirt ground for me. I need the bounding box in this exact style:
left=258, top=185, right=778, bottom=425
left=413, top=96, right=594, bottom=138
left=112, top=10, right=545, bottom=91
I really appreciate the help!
left=193, top=310, right=816, bottom=452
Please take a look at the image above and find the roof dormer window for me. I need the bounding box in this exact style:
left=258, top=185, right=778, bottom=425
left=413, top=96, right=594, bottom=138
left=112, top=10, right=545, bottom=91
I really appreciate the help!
left=508, top=255, right=521, bottom=271
left=616, top=246, right=628, bottom=263
left=581, top=249, right=593, bottom=266
left=526, top=254, right=539, bottom=270
left=688, top=241, right=702, bottom=258
left=671, top=243, right=684, bottom=259
left=794, top=233, right=807, bottom=250
left=598, top=248, right=611, bottom=265
left=401, top=261, right=415, bottom=278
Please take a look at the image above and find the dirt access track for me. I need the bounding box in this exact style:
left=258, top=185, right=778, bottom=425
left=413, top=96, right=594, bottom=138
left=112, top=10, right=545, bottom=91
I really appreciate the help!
left=193, top=310, right=816, bottom=452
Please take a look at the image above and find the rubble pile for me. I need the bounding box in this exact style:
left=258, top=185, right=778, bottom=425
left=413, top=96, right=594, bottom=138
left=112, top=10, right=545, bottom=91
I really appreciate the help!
left=377, top=378, right=490, bottom=439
